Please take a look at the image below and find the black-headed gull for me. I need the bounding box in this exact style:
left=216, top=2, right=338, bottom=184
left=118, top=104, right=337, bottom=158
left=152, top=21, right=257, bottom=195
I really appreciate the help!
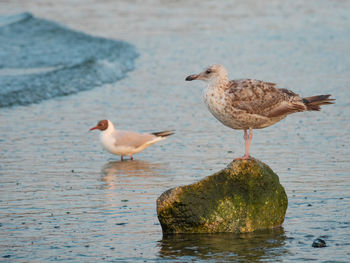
left=90, top=119, right=174, bottom=161
left=186, top=64, right=334, bottom=159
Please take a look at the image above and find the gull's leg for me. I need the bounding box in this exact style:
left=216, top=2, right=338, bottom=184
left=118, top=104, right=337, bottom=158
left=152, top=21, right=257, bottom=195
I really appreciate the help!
left=235, top=128, right=253, bottom=160
left=243, top=127, right=253, bottom=159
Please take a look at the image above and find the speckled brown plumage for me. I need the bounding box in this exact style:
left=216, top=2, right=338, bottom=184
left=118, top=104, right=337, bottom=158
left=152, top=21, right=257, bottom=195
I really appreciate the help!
left=185, top=64, right=335, bottom=159
left=222, top=79, right=308, bottom=128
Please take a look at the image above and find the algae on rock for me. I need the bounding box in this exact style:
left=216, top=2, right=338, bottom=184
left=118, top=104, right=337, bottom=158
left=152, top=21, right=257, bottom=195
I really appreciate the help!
left=157, top=159, right=288, bottom=234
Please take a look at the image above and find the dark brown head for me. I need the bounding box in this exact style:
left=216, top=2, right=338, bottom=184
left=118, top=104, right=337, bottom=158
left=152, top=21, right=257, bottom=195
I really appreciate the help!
left=89, top=120, right=109, bottom=131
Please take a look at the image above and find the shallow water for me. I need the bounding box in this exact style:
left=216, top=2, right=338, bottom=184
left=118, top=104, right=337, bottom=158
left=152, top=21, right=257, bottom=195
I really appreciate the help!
left=0, top=12, right=137, bottom=107
left=1, top=0, right=350, bottom=262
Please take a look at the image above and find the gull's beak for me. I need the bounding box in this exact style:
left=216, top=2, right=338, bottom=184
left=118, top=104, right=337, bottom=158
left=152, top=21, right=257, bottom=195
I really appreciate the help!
left=185, top=74, right=199, bottom=81
left=89, top=126, right=98, bottom=131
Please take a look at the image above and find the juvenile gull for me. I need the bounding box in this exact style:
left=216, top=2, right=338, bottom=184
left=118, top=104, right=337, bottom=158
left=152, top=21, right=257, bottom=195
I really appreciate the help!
left=186, top=64, right=334, bottom=159
left=89, top=120, right=174, bottom=161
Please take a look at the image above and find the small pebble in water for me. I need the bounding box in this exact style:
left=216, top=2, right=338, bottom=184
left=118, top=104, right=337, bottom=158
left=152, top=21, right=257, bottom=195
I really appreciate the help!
left=115, top=222, right=127, bottom=226
left=312, top=238, right=326, bottom=248
left=308, top=204, right=312, bottom=207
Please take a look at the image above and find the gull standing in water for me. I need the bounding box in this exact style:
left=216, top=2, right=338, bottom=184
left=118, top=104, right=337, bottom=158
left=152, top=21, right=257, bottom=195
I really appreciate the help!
left=186, top=64, right=334, bottom=159
left=89, top=120, right=174, bottom=161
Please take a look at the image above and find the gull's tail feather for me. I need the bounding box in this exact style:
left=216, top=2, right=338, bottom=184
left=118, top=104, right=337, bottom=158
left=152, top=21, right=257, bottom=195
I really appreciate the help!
left=303, top=94, right=335, bottom=111
left=152, top=130, right=175, bottom=138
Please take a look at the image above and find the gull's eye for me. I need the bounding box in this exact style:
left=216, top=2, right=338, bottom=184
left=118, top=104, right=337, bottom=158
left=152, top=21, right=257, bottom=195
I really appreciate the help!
left=205, top=69, right=212, bottom=74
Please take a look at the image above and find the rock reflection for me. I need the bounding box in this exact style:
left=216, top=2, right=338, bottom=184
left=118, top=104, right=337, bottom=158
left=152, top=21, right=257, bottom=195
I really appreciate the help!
left=159, top=227, right=289, bottom=261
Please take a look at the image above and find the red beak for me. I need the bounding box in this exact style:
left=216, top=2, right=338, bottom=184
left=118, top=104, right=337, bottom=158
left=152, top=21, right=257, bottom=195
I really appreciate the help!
left=89, top=126, right=98, bottom=131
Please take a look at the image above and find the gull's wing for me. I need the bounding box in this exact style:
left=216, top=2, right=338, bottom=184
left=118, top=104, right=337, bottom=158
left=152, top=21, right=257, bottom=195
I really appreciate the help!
left=226, top=79, right=307, bottom=117
left=113, top=130, right=158, bottom=149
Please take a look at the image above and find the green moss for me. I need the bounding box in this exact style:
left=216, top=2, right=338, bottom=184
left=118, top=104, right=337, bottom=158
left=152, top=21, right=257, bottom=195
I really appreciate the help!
left=157, top=159, right=288, bottom=234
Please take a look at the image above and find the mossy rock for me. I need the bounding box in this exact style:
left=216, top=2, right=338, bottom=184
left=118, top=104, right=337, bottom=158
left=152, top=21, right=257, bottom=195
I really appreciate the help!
left=157, top=159, right=288, bottom=234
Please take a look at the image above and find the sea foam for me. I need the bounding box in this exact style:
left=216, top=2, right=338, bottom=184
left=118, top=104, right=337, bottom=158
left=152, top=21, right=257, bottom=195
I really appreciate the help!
left=0, top=13, right=138, bottom=107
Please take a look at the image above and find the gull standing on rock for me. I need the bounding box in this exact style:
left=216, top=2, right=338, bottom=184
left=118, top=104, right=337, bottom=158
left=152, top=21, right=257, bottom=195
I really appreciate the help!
left=185, top=64, right=334, bottom=159
left=89, top=120, right=174, bottom=161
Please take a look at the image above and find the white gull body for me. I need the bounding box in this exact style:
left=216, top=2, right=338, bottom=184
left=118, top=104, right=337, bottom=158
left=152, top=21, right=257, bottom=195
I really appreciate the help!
left=90, top=120, right=173, bottom=160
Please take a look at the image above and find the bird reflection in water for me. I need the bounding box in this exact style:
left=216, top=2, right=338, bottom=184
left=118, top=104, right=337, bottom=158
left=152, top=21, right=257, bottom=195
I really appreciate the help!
left=101, top=160, right=166, bottom=190
left=158, top=227, right=289, bottom=261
